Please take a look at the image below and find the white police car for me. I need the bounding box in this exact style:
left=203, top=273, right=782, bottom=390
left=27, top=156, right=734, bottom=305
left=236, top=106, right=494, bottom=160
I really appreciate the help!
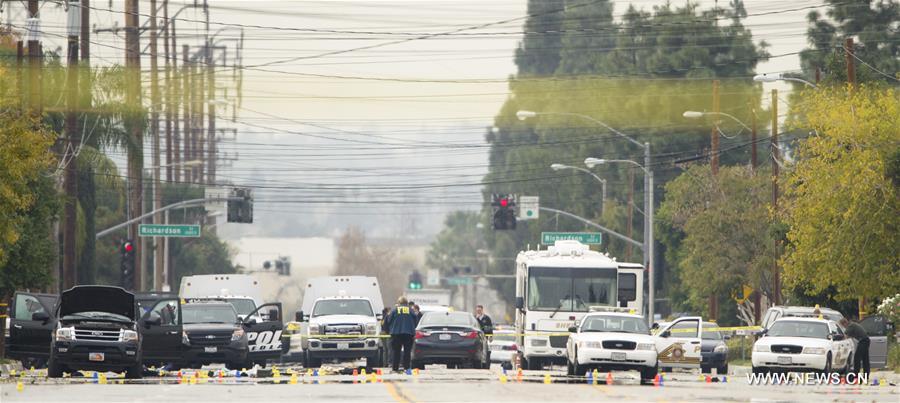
left=752, top=317, right=855, bottom=374
left=566, top=309, right=658, bottom=380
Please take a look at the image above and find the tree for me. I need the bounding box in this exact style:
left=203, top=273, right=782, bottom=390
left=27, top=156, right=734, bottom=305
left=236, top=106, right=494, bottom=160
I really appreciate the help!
left=781, top=86, right=900, bottom=300
left=514, top=0, right=566, bottom=77
left=334, top=227, right=407, bottom=307
left=426, top=211, right=487, bottom=273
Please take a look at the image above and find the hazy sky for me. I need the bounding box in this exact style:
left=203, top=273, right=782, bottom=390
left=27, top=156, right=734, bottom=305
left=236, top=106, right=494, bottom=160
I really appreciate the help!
left=10, top=0, right=816, bottom=240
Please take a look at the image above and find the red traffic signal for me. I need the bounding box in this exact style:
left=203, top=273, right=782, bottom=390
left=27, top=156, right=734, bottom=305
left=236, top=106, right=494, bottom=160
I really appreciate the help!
left=123, top=241, right=134, bottom=253
left=499, top=198, right=509, bottom=207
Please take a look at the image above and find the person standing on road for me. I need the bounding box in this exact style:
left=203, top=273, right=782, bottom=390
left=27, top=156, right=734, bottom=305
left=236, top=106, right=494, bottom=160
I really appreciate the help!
left=386, top=296, right=417, bottom=372
left=475, top=305, right=493, bottom=336
left=841, top=318, right=870, bottom=377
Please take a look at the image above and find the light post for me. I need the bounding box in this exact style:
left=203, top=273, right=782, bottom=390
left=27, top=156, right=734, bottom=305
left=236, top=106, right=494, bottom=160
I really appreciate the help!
left=753, top=73, right=818, bottom=88
left=550, top=163, right=607, bottom=214
left=516, top=110, right=656, bottom=323
left=146, top=159, right=202, bottom=291
left=683, top=110, right=759, bottom=170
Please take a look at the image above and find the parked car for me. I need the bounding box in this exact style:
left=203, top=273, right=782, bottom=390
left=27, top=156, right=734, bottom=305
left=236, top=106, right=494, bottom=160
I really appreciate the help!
left=752, top=317, right=855, bottom=374
left=411, top=311, right=490, bottom=369
left=178, top=301, right=249, bottom=370
left=48, top=286, right=142, bottom=379
left=566, top=310, right=658, bottom=380
left=488, top=329, right=517, bottom=369
left=700, top=322, right=729, bottom=374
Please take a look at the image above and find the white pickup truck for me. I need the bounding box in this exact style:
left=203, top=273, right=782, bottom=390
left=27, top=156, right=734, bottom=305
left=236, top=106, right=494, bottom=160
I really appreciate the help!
left=301, top=296, right=384, bottom=369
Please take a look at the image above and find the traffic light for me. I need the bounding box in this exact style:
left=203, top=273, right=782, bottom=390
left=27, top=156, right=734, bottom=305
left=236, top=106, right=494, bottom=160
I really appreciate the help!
left=408, top=270, right=423, bottom=290
left=227, top=187, right=253, bottom=223
left=491, top=194, right=517, bottom=230
left=120, top=240, right=135, bottom=291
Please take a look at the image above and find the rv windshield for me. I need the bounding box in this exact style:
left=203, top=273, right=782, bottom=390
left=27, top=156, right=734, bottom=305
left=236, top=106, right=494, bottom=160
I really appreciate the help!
left=226, top=298, right=257, bottom=317
left=527, top=267, right=617, bottom=312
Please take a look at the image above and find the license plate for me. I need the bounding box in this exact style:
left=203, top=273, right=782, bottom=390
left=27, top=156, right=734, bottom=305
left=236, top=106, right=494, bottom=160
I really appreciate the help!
left=777, top=356, right=792, bottom=365
left=439, top=334, right=452, bottom=341
left=338, top=342, right=349, bottom=349
left=611, top=352, right=626, bottom=361
left=88, top=352, right=104, bottom=362
left=204, top=346, right=217, bottom=353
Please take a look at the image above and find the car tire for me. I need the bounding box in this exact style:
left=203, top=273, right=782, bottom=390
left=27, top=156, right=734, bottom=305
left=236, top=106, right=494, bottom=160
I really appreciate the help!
left=752, top=366, right=766, bottom=374
left=821, top=354, right=832, bottom=375
left=526, top=357, right=542, bottom=371
left=47, top=355, right=64, bottom=378
left=367, top=350, right=383, bottom=369
left=572, top=352, right=584, bottom=377
left=717, top=363, right=728, bottom=375
left=412, top=360, right=425, bottom=370
left=566, top=360, right=574, bottom=376
left=125, top=360, right=143, bottom=379
left=641, top=365, right=658, bottom=381
left=304, top=351, right=321, bottom=368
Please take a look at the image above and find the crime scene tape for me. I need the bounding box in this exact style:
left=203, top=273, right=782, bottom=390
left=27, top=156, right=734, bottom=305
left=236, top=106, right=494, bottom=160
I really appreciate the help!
left=282, top=324, right=763, bottom=339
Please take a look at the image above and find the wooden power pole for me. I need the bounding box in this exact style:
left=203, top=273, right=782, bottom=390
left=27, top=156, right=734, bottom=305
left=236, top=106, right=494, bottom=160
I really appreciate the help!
left=124, top=0, right=143, bottom=291
left=63, top=0, right=82, bottom=290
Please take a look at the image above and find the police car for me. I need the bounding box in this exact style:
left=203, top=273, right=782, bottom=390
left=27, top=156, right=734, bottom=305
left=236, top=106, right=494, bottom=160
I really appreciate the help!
left=565, top=308, right=658, bottom=380
left=752, top=317, right=855, bottom=374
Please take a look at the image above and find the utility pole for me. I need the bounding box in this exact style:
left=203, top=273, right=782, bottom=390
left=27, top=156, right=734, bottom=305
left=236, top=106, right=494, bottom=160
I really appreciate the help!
left=709, top=79, right=720, bottom=321
left=124, top=0, right=143, bottom=291
left=16, top=41, right=23, bottom=108
left=845, top=37, right=856, bottom=92
left=750, top=102, right=758, bottom=172
left=80, top=0, right=90, bottom=60
left=149, top=0, right=164, bottom=291
left=170, top=13, right=181, bottom=183
left=27, top=1, right=41, bottom=113
left=194, top=58, right=205, bottom=183
left=63, top=0, right=81, bottom=290
left=182, top=44, right=191, bottom=183
left=162, top=0, right=173, bottom=181
left=771, top=89, right=780, bottom=306
left=626, top=168, right=634, bottom=261
left=207, top=45, right=216, bottom=186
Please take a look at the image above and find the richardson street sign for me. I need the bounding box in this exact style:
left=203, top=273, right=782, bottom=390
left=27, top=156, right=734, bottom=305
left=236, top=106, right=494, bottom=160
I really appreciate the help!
left=541, top=232, right=602, bottom=245
left=138, top=224, right=201, bottom=238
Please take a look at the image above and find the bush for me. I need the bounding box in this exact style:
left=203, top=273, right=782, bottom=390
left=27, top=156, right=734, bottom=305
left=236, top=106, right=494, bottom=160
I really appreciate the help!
left=888, top=343, right=900, bottom=373
left=726, top=335, right=754, bottom=362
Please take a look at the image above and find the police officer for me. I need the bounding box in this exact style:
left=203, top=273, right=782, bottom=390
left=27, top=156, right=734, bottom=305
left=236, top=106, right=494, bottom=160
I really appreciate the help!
left=475, top=305, right=493, bottom=336
left=841, top=318, right=870, bottom=377
left=386, top=296, right=417, bottom=372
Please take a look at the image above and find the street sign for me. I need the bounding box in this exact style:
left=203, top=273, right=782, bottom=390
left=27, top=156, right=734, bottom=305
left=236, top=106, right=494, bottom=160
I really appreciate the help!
left=445, top=277, right=473, bottom=286
left=541, top=232, right=602, bottom=245
left=518, top=196, right=539, bottom=220
left=138, top=224, right=201, bottom=238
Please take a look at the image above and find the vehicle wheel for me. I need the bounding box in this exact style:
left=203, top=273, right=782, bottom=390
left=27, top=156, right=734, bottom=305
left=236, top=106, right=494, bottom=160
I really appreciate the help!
left=821, top=354, right=832, bottom=375
left=367, top=350, right=383, bottom=369
left=526, top=357, right=542, bottom=371
left=572, top=352, right=584, bottom=377
left=471, top=359, right=482, bottom=369
left=304, top=351, right=321, bottom=368
left=717, top=363, right=728, bottom=375
left=752, top=366, right=766, bottom=375
left=412, top=360, right=425, bottom=370
left=700, top=365, right=710, bottom=374
left=47, top=355, right=64, bottom=378
left=125, top=360, right=143, bottom=379
left=225, top=362, right=243, bottom=371
left=566, top=360, right=574, bottom=376
left=641, top=365, right=658, bottom=381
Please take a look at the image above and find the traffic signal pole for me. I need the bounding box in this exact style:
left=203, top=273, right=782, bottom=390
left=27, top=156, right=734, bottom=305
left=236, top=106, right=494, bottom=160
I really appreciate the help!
left=95, top=197, right=244, bottom=239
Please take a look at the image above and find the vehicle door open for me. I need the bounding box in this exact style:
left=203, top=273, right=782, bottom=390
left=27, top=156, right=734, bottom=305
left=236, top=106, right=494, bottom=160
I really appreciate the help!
left=242, top=302, right=284, bottom=365
left=139, top=297, right=183, bottom=366
left=655, top=316, right=702, bottom=369
left=7, top=292, right=58, bottom=366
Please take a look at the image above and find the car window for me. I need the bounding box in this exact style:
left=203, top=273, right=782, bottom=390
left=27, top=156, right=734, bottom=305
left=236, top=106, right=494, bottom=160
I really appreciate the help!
left=149, top=299, right=180, bottom=326
left=859, top=316, right=887, bottom=337
left=669, top=319, right=699, bottom=338
left=581, top=315, right=650, bottom=334
left=769, top=320, right=828, bottom=339
left=182, top=305, right=238, bottom=324
left=419, top=312, right=475, bottom=327
left=15, top=294, right=48, bottom=320
left=702, top=323, right=723, bottom=340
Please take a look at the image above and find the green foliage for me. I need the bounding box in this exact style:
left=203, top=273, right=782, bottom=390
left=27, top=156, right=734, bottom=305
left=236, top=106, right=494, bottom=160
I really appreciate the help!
left=0, top=175, right=60, bottom=296
left=426, top=211, right=487, bottom=272
left=515, top=0, right=565, bottom=76
left=782, top=86, right=900, bottom=300
left=169, top=231, right=237, bottom=290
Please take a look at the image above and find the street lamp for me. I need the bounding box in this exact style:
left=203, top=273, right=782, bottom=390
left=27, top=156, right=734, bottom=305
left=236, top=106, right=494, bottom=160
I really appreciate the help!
left=550, top=163, right=607, bottom=213
left=753, top=73, right=817, bottom=88
left=517, top=109, right=656, bottom=323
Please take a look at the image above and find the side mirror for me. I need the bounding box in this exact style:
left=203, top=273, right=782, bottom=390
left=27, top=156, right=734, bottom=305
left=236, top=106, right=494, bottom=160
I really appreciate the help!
left=660, top=330, right=671, bottom=338
left=31, top=312, right=50, bottom=322
left=567, top=326, right=577, bottom=333
left=145, top=312, right=162, bottom=327
left=651, top=322, right=660, bottom=330
left=295, top=311, right=305, bottom=322
left=268, top=309, right=279, bottom=322
left=376, top=313, right=383, bottom=321
left=515, top=297, right=524, bottom=310
left=832, top=334, right=844, bottom=341
left=724, top=334, right=732, bottom=340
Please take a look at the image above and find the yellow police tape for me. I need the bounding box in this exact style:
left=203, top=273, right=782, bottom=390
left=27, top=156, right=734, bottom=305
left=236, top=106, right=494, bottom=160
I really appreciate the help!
left=282, top=324, right=763, bottom=339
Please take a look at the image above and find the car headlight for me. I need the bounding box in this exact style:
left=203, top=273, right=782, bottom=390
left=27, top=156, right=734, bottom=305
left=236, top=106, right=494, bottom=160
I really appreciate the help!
left=55, top=327, right=75, bottom=341
left=308, top=323, right=320, bottom=336
left=530, top=338, right=548, bottom=347
left=753, top=344, right=769, bottom=352
left=232, top=328, right=245, bottom=341
left=579, top=341, right=602, bottom=349
left=637, top=343, right=656, bottom=351
left=714, top=344, right=728, bottom=353
left=365, top=323, right=377, bottom=335
left=182, top=331, right=190, bottom=345
left=802, top=347, right=825, bottom=355
left=121, top=330, right=139, bottom=342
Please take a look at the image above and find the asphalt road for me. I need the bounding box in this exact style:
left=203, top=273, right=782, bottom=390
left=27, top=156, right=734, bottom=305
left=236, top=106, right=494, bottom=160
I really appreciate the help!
left=2, top=365, right=897, bottom=402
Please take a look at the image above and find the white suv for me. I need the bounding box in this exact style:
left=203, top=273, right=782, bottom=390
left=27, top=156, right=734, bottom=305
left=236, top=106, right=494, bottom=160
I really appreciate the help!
left=752, top=317, right=855, bottom=374
left=566, top=311, right=658, bottom=380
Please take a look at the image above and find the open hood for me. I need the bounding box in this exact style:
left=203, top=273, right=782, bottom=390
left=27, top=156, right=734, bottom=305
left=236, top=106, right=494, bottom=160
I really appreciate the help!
left=59, top=286, right=136, bottom=321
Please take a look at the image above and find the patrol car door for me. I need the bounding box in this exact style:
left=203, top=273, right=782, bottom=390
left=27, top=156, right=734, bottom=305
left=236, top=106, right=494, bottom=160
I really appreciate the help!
left=828, top=322, right=852, bottom=368
left=859, top=315, right=889, bottom=369
left=243, top=303, right=284, bottom=363
left=655, top=316, right=702, bottom=368
left=140, top=297, right=183, bottom=364
left=7, top=292, right=57, bottom=363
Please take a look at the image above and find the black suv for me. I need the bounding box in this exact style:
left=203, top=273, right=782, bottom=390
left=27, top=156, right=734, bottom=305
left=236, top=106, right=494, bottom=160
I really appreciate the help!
left=179, top=301, right=249, bottom=369
left=48, top=286, right=142, bottom=379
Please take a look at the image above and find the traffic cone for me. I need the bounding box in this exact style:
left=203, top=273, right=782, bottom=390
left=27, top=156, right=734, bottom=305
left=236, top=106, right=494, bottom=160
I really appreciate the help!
left=290, top=373, right=298, bottom=385
left=16, top=381, right=23, bottom=392
left=705, top=375, right=711, bottom=383
left=352, top=369, right=359, bottom=376
left=586, top=370, right=592, bottom=383
left=499, top=374, right=508, bottom=383
left=721, top=376, right=727, bottom=383
left=306, top=369, right=313, bottom=377
left=543, top=373, right=552, bottom=384
left=376, top=368, right=383, bottom=376
left=606, top=372, right=613, bottom=385
left=99, top=373, right=108, bottom=384
left=406, top=368, right=412, bottom=375
left=592, top=369, right=599, bottom=384
left=413, top=368, right=420, bottom=376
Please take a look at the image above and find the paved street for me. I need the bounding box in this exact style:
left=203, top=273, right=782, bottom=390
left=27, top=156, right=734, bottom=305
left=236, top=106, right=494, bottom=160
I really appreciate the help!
left=2, top=365, right=896, bottom=402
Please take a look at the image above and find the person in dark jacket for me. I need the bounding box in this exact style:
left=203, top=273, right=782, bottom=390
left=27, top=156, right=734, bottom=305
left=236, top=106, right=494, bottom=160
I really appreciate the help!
left=386, top=296, right=417, bottom=371
left=840, top=318, right=870, bottom=377
left=475, top=305, right=493, bottom=336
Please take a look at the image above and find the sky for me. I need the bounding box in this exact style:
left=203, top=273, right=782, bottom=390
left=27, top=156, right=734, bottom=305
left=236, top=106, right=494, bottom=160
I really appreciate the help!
left=5, top=0, right=820, bottom=242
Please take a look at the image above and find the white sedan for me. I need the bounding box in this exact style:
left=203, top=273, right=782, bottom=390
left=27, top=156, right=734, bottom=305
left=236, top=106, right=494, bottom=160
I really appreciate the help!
left=752, top=317, right=855, bottom=373
left=566, top=312, right=658, bottom=380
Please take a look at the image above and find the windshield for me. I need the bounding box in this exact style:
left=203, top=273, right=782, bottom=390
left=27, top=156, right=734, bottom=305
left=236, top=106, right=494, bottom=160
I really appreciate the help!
left=312, top=300, right=373, bottom=317
left=768, top=321, right=829, bottom=339
left=702, top=323, right=723, bottom=340
left=226, top=298, right=257, bottom=317
left=419, top=312, right=476, bottom=327
left=527, top=267, right=616, bottom=312
left=182, top=305, right=238, bottom=324
left=581, top=315, right=650, bottom=334
left=61, top=311, right=132, bottom=323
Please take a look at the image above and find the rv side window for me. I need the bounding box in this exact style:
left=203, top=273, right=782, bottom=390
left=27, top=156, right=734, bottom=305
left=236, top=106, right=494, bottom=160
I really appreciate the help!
left=617, top=273, right=637, bottom=302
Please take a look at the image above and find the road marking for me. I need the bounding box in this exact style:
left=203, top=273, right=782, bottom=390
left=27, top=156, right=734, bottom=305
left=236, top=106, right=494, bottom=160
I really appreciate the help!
left=384, top=381, right=415, bottom=403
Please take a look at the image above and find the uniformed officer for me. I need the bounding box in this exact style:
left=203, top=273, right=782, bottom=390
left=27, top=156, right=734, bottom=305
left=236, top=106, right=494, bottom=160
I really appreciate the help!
left=386, top=296, right=417, bottom=372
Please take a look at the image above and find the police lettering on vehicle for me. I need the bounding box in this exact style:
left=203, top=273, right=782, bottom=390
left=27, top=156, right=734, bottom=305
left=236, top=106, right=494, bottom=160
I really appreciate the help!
left=247, top=330, right=283, bottom=352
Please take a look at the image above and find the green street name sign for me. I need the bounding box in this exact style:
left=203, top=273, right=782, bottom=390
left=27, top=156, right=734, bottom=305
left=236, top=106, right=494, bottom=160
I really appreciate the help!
left=541, top=232, right=602, bottom=245
left=138, top=224, right=201, bottom=238
left=445, top=277, right=473, bottom=286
